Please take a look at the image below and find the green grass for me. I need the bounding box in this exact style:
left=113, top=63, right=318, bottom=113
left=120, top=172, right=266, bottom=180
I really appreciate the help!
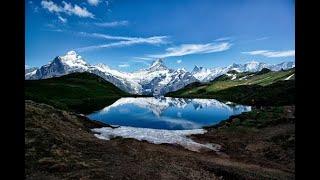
left=211, top=106, right=291, bottom=130
left=167, top=68, right=295, bottom=106
left=206, top=68, right=295, bottom=92
left=25, top=72, right=131, bottom=114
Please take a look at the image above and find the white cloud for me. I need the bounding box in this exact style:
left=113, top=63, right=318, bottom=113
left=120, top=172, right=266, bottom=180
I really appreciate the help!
left=242, top=50, right=295, bottom=57
left=118, top=64, right=130, bottom=68
left=41, top=0, right=94, bottom=18
left=76, top=32, right=169, bottom=52
left=49, top=29, right=63, bottom=32
left=80, top=32, right=169, bottom=44
left=58, top=16, right=67, bottom=23
left=78, top=32, right=132, bottom=40
left=41, top=0, right=62, bottom=13
left=62, top=1, right=94, bottom=18
left=177, top=60, right=182, bottom=64
left=149, top=42, right=231, bottom=58
left=94, top=20, right=129, bottom=27
left=87, top=0, right=100, bottom=6
left=215, top=37, right=232, bottom=42
left=255, top=37, right=269, bottom=41
left=133, top=57, right=153, bottom=61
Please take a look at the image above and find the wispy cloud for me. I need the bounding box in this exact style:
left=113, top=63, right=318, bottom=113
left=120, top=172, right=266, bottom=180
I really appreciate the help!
left=76, top=32, right=169, bottom=52
left=255, top=37, right=269, bottom=41
left=42, top=24, right=64, bottom=32
left=58, top=16, right=67, bottom=23
left=118, top=64, right=130, bottom=68
left=87, top=0, right=100, bottom=6
left=132, top=60, right=151, bottom=66
left=41, top=0, right=61, bottom=12
left=62, top=1, right=94, bottom=18
left=47, top=29, right=63, bottom=32
left=78, top=32, right=169, bottom=43
left=148, top=42, right=231, bottom=58
left=242, top=50, right=295, bottom=57
left=133, top=57, right=154, bottom=61
left=94, top=20, right=129, bottom=27
left=177, top=60, right=182, bottom=64
left=41, top=0, right=94, bottom=18
left=215, top=37, right=232, bottom=42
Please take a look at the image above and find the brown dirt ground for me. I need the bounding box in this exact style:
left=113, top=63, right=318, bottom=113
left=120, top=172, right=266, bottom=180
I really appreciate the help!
left=25, top=100, right=294, bottom=180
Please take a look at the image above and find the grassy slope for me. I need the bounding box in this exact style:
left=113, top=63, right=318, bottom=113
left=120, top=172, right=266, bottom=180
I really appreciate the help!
left=167, top=69, right=295, bottom=106
left=25, top=72, right=130, bottom=114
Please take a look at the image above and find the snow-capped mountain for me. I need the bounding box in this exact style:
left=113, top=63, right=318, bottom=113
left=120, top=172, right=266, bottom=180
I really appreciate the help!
left=25, top=51, right=142, bottom=93
left=26, top=51, right=89, bottom=80
left=25, top=51, right=295, bottom=95
left=128, top=59, right=198, bottom=95
left=25, top=67, right=39, bottom=79
left=25, top=51, right=198, bottom=95
left=191, top=60, right=295, bottom=82
left=268, top=61, right=295, bottom=71
left=25, top=67, right=38, bottom=74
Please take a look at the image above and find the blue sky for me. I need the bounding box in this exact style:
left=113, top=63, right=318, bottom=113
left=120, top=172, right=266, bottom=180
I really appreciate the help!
left=26, top=0, right=295, bottom=72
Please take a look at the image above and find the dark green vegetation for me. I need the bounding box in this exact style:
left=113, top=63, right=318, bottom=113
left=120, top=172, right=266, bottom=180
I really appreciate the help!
left=192, top=105, right=295, bottom=176
left=25, top=72, right=130, bottom=114
left=167, top=68, right=295, bottom=106
left=26, top=100, right=294, bottom=179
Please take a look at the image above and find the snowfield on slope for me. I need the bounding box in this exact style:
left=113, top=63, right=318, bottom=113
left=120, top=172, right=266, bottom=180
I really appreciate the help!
left=92, top=126, right=221, bottom=152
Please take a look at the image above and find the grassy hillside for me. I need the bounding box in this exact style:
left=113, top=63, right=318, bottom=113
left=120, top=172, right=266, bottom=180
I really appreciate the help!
left=25, top=72, right=130, bottom=114
left=167, top=68, right=295, bottom=106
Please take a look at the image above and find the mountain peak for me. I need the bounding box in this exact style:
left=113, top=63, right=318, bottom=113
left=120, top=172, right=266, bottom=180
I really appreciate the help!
left=56, top=51, right=88, bottom=68
left=66, top=50, right=78, bottom=56
left=148, top=58, right=167, bottom=71
left=151, top=58, right=164, bottom=66
left=177, top=68, right=187, bottom=72
left=61, top=51, right=82, bottom=60
left=192, top=65, right=206, bottom=73
left=193, top=65, right=200, bottom=72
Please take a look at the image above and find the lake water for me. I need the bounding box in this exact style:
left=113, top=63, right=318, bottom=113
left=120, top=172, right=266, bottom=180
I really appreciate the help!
left=87, top=97, right=251, bottom=130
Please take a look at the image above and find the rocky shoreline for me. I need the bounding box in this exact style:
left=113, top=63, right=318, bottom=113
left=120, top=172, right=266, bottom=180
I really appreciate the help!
left=25, top=100, right=294, bottom=179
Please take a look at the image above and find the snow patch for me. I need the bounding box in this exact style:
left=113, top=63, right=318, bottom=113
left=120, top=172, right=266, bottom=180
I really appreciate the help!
left=92, top=126, right=221, bottom=152
left=284, top=74, right=294, bottom=80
